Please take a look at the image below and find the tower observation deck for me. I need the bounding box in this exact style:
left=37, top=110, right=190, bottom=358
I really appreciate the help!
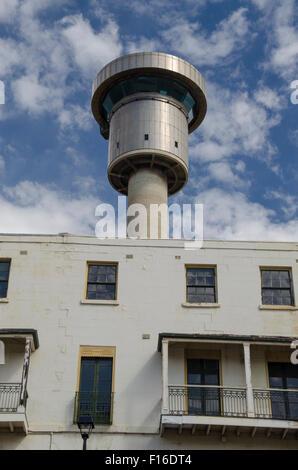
left=91, top=52, right=207, bottom=237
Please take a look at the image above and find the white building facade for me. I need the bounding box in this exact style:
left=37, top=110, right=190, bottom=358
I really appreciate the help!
left=0, top=234, right=297, bottom=450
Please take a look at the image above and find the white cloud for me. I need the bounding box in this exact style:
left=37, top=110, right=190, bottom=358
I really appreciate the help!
left=4, top=4, right=72, bottom=117
left=0, top=0, right=19, bottom=23
left=271, top=0, right=298, bottom=74
left=265, top=190, right=298, bottom=219
left=58, top=104, right=93, bottom=131
left=235, top=160, right=246, bottom=172
left=73, top=176, right=97, bottom=194
left=289, top=129, right=298, bottom=147
left=254, top=85, right=283, bottom=110
left=269, top=0, right=298, bottom=78
left=255, top=0, right=298, bottom=80
left=189, top=82, right=280, bottom=165
left=13, top=74, right=64, bottom=115
left=0, top=3, right=123, bottom=129
left=61, top=14, right=123, bottom=77
left=189, top=140, right=235, bottom=162
left=0, top=181, right=98, bottom=234
left=126, top=37, right=161, bottom=55
left=65, top=147, right=88, bottom=167
left=207, top=161, right=249, bottom=188
left=251, top=0, right=272, bottom=10
left=162, top=8, right=249, bottom=65
left=0, top=155, right=5, bottom=172
left=20, top=0, right=62, bottom=17
left=0, top=39, right=21, bottom=75
left=197, top=188, right=298, bottom=241
left=115, top=0, right=223, bottom=18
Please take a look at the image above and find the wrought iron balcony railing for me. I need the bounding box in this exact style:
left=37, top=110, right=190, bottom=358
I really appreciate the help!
left=168, top=385, right=247, bottom=418
left=254, top=388, right=298, bottom=421
left=168, top=385, right=298, bottom=421
left=74, top=391, right=114, bottom=425
left=0, top=383, right=22, bottom=412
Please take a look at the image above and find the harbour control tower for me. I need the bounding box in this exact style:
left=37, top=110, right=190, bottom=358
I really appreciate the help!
left=91, top=52, right=207, bottom=237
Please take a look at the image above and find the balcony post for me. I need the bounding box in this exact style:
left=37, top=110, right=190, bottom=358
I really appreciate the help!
left=0, top=340, right=5, bottom=364
left=20, top=338, right=31, bottom=406
left=161, top=339, right=169, bottom=414
left=243, top=342, right=255, bottom=418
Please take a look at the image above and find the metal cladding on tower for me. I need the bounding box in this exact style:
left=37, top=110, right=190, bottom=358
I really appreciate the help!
left=91, top=52, right=207, bottom=198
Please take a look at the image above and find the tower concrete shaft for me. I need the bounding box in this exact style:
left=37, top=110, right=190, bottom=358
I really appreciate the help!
left=91, top=52, right=207, bottom=238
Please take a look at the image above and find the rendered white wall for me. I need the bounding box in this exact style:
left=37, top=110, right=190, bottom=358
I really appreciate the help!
left=0, top=235, right=297, bottom=449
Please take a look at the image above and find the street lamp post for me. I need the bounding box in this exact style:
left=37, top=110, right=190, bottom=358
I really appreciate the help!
left=77, top=415, right=94, bottom=450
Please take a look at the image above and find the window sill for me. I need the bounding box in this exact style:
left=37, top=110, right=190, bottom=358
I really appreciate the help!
left=80, top=299, right=119, bottom=306
left=0, top=298, right=9, bottom=303
left=182, top=302, right=220, bottom=308
left=259, top=305, right=298, bottom=311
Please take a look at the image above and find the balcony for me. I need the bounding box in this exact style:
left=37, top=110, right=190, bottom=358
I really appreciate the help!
left=0, top=329, right=39, bottom=434
left=168, top=385, right=298, bottom=421
left=159, top=332, right=298, bottom=439
left=74, top=391, right=114, bottom=425
left=0, top=383, right=25, bottom=412
left=168, top=385, right=247, bottom=417
left=0, top=383, right=28, bottom=433
left=254, top=388, right=298, bottom=420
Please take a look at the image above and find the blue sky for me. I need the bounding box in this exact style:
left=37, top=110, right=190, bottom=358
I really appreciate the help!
left=0, top=0, right=297, bottom=240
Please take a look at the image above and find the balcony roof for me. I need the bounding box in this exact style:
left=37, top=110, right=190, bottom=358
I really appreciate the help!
left=0, top=329, right=39, bottom=350
left=157, top=332, right=297, bottom=352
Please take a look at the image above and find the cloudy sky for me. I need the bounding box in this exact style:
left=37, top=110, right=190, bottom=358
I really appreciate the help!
left=0, top=0, right=297, bottom=240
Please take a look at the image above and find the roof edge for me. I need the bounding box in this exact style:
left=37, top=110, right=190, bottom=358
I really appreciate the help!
left=157, top=332, right=297, bottom=352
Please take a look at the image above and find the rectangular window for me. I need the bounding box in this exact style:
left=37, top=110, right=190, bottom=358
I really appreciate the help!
left=187, top=358, right=220, bottom=416
left=86, top=263, right=117, bottom=301
left=0, top=261, right=10, bottom=298
left=75, top=346, right=115, bottom=425
left=261, top=268, right=294, bottom=306
left=77, top=357, right=113, bottom=424
left=186, top=266, right=216, bottom=303
left=268, top=362, right=298, bottom=420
